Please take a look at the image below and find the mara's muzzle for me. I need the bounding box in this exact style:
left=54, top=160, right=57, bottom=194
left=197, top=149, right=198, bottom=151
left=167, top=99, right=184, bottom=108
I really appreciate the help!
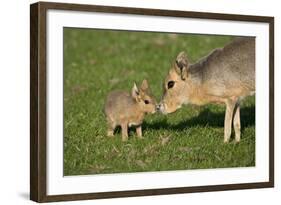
left=157, top=103, right=167, bottom=114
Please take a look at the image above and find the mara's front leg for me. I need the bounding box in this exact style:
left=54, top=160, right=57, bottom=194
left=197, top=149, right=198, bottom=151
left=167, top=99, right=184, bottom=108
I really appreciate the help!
left=224, top=99, right=236, bottom=143
left=136, top=125, right=143, bottom=139
left=233, top=103, right=241, bottom=143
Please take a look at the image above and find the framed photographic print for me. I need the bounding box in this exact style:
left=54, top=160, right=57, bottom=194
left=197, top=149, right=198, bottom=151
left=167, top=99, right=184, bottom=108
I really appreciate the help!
left=30, top=1, right=274, bottom=202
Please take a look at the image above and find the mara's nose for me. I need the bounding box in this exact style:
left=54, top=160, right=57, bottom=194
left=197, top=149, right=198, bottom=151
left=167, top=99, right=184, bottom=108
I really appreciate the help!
left=156, top=104, right=161, bottom=111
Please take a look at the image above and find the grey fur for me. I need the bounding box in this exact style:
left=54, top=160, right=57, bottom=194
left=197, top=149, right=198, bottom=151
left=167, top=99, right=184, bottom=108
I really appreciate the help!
left=190, top=37, right=255, bottom=97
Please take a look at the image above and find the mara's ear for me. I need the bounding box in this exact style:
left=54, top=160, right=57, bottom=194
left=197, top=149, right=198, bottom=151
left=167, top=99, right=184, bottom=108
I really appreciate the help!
left=131, top=82, right=140, bottom=102
left=174, top=51, right=189, bottom=80
left=140, top=79, right=149, bottom=91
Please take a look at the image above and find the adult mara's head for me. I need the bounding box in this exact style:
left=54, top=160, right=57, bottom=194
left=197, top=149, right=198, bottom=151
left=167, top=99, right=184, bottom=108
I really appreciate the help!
left=158, top=51, right=194, bottom=114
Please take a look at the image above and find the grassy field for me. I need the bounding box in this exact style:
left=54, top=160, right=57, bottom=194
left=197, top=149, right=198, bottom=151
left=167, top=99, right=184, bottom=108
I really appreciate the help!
left=63, top=28, right=255, bottom=176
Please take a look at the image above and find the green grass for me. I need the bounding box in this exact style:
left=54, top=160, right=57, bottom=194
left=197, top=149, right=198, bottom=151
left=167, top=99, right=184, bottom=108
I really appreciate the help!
left=63, top=28, right=255, bottom=176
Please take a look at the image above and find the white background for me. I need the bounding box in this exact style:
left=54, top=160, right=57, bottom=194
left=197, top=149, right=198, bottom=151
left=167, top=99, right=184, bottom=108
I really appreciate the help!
left=0, top=0, right=279, bottom=204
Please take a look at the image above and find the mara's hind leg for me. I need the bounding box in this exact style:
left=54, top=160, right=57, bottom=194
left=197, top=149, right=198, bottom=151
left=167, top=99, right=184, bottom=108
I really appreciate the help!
left=107, top=127, right=115, bottom=137
left=224, top=99, right=237, bottom=143
left=233, top=103, right=241, bottom=143
left=121, top=123, right=128, bottom=142
left=106, top=117, right=116, bottom=137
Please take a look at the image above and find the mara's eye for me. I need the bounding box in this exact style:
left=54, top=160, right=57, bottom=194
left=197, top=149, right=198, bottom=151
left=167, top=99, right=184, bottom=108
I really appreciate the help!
left=144, top=100, right=150, bottom=104
left=167, top=81, right=175, bottom=89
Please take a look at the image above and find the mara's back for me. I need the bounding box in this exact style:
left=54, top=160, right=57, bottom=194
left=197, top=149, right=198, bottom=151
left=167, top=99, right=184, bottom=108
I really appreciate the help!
left=104, top=91, right=135, bottom=115
left=192, top=37, right=255, bottom=98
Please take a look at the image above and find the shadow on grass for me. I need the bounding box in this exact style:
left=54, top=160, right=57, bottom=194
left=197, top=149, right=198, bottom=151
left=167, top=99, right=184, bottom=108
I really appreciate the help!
left=144, top=106, right=255, bottom=132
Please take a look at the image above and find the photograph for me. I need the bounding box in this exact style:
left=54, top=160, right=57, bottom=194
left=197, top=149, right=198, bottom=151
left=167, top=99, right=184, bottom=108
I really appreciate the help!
left=30, top=2, right=274, bottom=202
left=63, top=28, right=256, bottom=176
left=2, top=0, right=279, bottom=204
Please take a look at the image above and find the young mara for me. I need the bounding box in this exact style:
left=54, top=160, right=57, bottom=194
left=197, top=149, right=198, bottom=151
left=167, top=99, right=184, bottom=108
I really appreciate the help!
left=105, top=80, right=157, bottom=141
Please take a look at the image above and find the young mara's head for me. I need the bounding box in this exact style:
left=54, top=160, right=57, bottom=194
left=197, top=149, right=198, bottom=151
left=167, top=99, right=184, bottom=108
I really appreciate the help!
left=132, top=79, right=157, bottom=114
left=158, top=51, right=192, bottom=114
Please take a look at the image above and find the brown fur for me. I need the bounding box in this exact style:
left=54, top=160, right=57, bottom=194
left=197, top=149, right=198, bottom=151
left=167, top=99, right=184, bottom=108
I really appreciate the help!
left=105, top=80, right=157, bottom=141
left=159, top=37, right=255, bottom=143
